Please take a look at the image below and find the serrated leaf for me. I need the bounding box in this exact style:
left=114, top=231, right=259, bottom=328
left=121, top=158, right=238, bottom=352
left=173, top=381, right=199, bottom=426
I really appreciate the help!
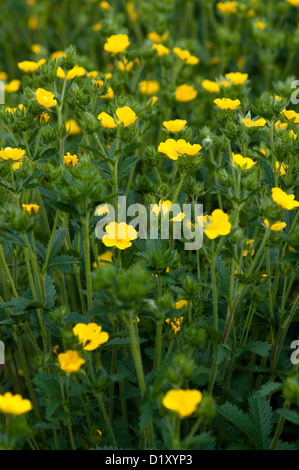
left=257, top=381, right=282, bottom=398
left=248, top=393, right=273, bottom=449
left=44, top=275, right=56, bottom=310
left=33, top=373, right=61, bottom=398
left=277, top=408, right=299, bottom=425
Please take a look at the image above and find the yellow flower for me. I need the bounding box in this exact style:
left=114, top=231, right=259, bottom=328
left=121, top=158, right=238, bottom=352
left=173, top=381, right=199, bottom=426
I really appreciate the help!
left=139, top=80, right=160, bottom=95
left=73, top=323, right=109, bottom=351
left=38, top=112, right=50, bottom=123
left=173, top=47, right=199, bottom=65
left=214, top=98, right=241, bottom=110
left=152, top=200, right=172, bottom=216
left=285, top=0, right=299, bottom=6
left=216, top=2, right=237, bottom=14
left=275, top=161, right=287, bottom=176
left=93, top=22, right=102, bottom=32
left=158, top=139, right=202, bottom=160
left=35, top=88, right=57, bottom=108
left=232, top=152, right=256, bottom=170
left=18, top=58, right=45, bottom=73
left=22, top=204, right=40, bottom=215
left=151, top=96, right=158, bottom=106
left=225, top=72, right=248, bottom=86
left=100, top=86, right=114, bottom=99
left=116, top=57, right=133, bottom=71
left=116, top=106, right=138, bottom=126
left=271, top=187, right=299, bottom=210
left=6, top=104, right=25, bottom=114
left=104, top=34, right=130, bottom=54
left=98, top=111, right=117, bottom=128
left=264, top=220, right=286, bottom=231
left=64, top=152, right=78, bottom=167
left=201, top=80, right=220, bottom=93
left=153, top=44, right=170, bottom=57
left=175, top=84, right=197, bottom=102
left=163, top=119, right=187, bottom=133
left=281, top=109, right=299, bottom=123
left=254, top=21, right=266, bottom=30
left=93, top=251, right=113, bottom=268
left=65, top=119, right=81, bottom=135
left=102, top=222, right=138, bottom=250
left=242, top=117, right=266, bottom=127
left=31, top=44, right=41, bottom=54
left=148, top=31, right=169, bottom=43
left=243, top=239, right=255, bottom=257
left=0, top=392, right=32, bottom=416
left=201, top=209, right=232, bottom=240
left=289, top=129, right=297, bottom=139
left=28, top=15, right=38, bottom=30
left=165, top=317, right=183, bottom=335
left=0, top=147, right=25, bottom=161
left=274, top=120, right=287, bottom=131
left=4, top=79, right=21, bottom=93
left=0, top=71, right=8, bottom=81
left=174, top=299, right=188, bottom=309
left=57, top=65, right=85, bottom=80
left=100, top=1, right=110, bottom=10
left=58, top=350, right=85, bottom=373
left=162, top=389, right=202, bottom=418
left=50, top=50, right=66, bottom=60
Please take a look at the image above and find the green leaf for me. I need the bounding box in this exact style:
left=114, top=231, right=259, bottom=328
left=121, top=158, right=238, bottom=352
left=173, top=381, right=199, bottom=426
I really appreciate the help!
left=257, top=381, right=283, bottom=398
left=139, top=400, right=153, bottom=431
left=118, top=156, right=139, bottom=179
left=248, top=393, right=273, bottom=449
left=44, top=275, right=56, bottom=310
left=277, top=408, right=299, bottom=425
left=33, top=373, right=61, bottom=398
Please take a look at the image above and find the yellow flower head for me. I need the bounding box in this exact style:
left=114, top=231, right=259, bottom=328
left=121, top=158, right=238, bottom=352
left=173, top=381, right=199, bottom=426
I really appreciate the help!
left=243, top=239, right=255, bottom=257
left=58, top=350, right=85, bottom=373
left=174, top=299, right=188, bottom=309
left=285, top=0, right=299, bottom=6
left=18, top=58, right=45, bottom=73
left=31, top=44, right=41, bottom=54
left=175, top=84, right=197, bottom=102
left=116, top=106, right=138, bottom=127
left=281, top=109, right=299, bottom=123
left=65, top=119, right=81, bottom=135
left=64, top=152, right=78, bottom=167
left=165, top=316, right=183, bottom=335
left=163, top=119, right=187, bottom=133
left=98, top=111, right=117, bottom=128
left=254, top=21, right=266, bottom=30
left=0, top=147, right=25, bottom=161
left=264, top=219, right=286, bottom=232
left=201, top=209, right=232, bottom=240
left=38, top=112, right=50, bottom=123
left=201, top=80, right=220, bottom=93
left=162, top=389, right=202, bottom=418
left=50, top=50, right=66, bottom=60
left=271, top=187, right=299, bottom=210
left=93, top=250, right=113, bottom=268
left=214, top=98, right=241, bottom=110
left=275, top=161, right=287, bottom=176
left=73, top=323, right=109, bottom=351
left=93, top=22, right=102, bottom=32
left=0, top=392, right=32, bottom=416
left=116, top=57, right=133, bottom=71
left=57, top=65, right=85, bottom=80
left=152, top=200, right=172, bottom=217
left=216, top=1, right=237, bottom=14
left=4, top=80, right=21, bottom=93
left=225, top=72, right=248, bottom=86
left=100, top=1, right=110, bottom=10
left=158, top=139, right=202, bottom=160
left=22, top=204, right=40, bottom=215
left=139, top=80, right=160, bottom=95
left=104, top=34, right=130, bottom=54
left=148, top=31, right=169, bottom=43
left=0, top=71, right=8, bottom=81
left=35, top=88, right=57, bottom=108
left=153, top=44, right=170, bottom=57
left=232, top=152, right=256, bottom=170
left=102, top=222, right=138, bottom=250
left=242, top=117, right=266, bottom=127
left=100, top=86, right=114, bottom=99
left=173, top=47, right=199, bottom=65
